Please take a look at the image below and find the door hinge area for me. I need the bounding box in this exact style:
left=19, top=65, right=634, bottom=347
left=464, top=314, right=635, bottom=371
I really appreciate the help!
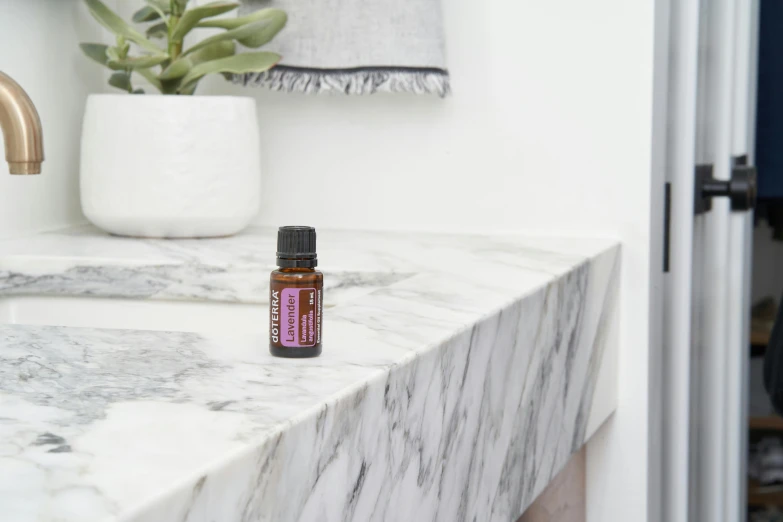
left=664, top=182, right=671, bottom=273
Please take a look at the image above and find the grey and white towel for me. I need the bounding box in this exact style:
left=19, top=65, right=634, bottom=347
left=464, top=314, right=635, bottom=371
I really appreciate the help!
left=237, top=0, right=449, bottom=96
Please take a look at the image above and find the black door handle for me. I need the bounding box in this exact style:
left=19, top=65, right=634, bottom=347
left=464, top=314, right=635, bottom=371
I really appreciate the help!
left=694, top=158, right=757, bottom=214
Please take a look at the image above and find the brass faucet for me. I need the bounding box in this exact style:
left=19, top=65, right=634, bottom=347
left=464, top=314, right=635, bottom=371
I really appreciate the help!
left=0, top=72, right=43, bottom=175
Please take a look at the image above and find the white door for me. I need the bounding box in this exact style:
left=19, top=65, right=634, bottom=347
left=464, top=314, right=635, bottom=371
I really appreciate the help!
left=663, top=0, right=758, bottom=521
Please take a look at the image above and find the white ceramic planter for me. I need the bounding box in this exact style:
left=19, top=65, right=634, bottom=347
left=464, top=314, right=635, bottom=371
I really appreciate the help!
left=80, top=94, right=261, bottom=238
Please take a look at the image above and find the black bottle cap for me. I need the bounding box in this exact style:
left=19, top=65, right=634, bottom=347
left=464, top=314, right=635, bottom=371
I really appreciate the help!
left=276, top=226, right=317, bottom=268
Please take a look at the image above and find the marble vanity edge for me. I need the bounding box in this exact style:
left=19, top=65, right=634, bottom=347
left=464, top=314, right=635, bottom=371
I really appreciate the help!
left=0, top=263, right=416, bottom=305
left=122, top=245, right=620, bottom=522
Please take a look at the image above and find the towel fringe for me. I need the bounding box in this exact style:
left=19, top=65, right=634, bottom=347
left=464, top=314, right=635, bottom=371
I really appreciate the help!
left=236, top=67, right=450, bottom=97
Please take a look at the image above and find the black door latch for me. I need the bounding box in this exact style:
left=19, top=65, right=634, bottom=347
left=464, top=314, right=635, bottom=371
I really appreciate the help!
left=694, top=156, right=757, bottom=215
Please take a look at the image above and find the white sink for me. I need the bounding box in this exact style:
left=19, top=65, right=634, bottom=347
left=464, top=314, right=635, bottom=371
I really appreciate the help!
left=0, top=296, right=269, bottom=334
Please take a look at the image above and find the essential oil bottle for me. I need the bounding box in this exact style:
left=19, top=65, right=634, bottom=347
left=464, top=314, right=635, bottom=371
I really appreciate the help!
left=269, top=226, right=323, bottom=358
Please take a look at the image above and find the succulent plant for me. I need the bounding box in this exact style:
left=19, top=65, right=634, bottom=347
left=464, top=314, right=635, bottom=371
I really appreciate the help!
left=80, top=0, right=286, bottom=95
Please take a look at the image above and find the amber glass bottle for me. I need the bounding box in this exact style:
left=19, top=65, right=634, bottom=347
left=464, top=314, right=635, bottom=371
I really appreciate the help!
left=269, top=226, right=323, bottom=358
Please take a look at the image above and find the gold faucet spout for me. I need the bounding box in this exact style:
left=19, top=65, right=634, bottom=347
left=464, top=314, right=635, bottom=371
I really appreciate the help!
left=0, top=72, right=43, bottom=175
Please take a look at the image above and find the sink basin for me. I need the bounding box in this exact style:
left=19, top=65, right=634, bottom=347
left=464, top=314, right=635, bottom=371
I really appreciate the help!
left=0, top=296, right=269, bottom=334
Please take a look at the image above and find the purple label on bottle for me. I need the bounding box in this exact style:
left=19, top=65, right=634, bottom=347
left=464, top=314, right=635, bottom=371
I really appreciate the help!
left=280, top=287, right=316, bottom=347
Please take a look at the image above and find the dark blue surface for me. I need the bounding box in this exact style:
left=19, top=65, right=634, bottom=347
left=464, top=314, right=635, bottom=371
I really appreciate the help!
left=756, top=0, right=783, bottom=199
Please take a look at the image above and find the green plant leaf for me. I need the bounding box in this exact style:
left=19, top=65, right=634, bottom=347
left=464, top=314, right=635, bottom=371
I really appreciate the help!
left=180, top=82, right=198, bottom=95
left=108, top=53, right=169, bottom=70
left=144, top=0, right=170, bottom=21
left=159, top=57, right=192, bottom=80
left=196, top=7, right=280, bottom=30
left=146, top=22, right=168, bottom=39
left=79, top=43, right=110, bottom=66
left=171, top=0, right=190, bottom=16
left=235, top=11, right=286, bottom=48
left=108, top=71, right=132, bottom=92
left=159, top=78, right=181, bottom=95
left=106, top=46, right=121, bottom=62
left=116, top=36, right=130, bottom=58
left=147, top=0, right=170, bottom=12
left=136, top=67, right=163, bottom=92
left=160, top=40, right=235, bottom=80
left=179, top=51, right=280, bottom=91
left=132, top=6, right=160, bottom=23
left=171, top=2, right=239, bottom=42
left=191, top=40, right=236, bottom=63
left=84, top=0, right=162, bottom=53
left=184, top=12, right=286, bottom=55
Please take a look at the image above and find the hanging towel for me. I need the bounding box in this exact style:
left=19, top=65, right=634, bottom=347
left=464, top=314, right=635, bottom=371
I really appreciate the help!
left=236, top=0, right=450, bottom=96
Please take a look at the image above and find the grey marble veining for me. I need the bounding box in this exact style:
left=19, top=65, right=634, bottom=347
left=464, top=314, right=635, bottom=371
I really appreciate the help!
left=0, top=264, right=412, bottom=305
left=0, top=226, right=619, bottom=522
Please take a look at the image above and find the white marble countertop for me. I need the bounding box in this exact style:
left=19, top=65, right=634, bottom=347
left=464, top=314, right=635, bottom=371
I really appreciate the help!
left=0, top=226, right=620, bottom=522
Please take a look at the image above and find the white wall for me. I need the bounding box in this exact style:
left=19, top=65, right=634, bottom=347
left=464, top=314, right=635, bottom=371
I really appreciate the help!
left=198, top=2, right=663, bottom=522
left=197, top=2, right=654, bottom=237
left=0, top=0, right=107, bottom=238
